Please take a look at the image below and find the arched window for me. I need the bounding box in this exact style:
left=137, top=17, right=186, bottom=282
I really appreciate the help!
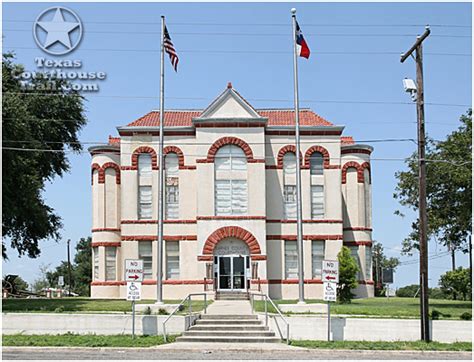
left=310, top=152, right=325, bottom=218
left=165, top=153, right=179, bottom=219
left=283, top=152, right=297, bottom=219
left=215, top=145, right=247, bottom=215
left=138, top=154, right=152, bottom=219
left=215, top=145, right=247, bottom=171
left=310, top=153, right=324, bottom=175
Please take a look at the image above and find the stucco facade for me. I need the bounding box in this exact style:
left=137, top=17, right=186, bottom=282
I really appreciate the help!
left=89, top=84, right=374, bottom=299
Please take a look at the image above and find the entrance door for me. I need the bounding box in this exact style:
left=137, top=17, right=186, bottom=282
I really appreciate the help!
left=216, top=255, right=247, bottom=290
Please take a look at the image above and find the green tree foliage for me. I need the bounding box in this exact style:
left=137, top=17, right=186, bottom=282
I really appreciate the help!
left=337, top=246, right=359, bottom=303
left=2, top=53, right=87, bottom=259
left=2, top=275, right=29, bottom=294
left=439, top=267, right=472, bottom=301
left=394, top=110, right=471, bottom=255
left=31, top=264, right=51, bottom=293
left=396, top=284, right=447, bottom=299
left=372, top=241, right=400, bottom=296
left=46, top=237, right=92, bottom=296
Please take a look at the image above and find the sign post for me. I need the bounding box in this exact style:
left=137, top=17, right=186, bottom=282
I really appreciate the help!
left=125, top=260, right=144, bottom=338
left=322, top=260, right=339, bottom=342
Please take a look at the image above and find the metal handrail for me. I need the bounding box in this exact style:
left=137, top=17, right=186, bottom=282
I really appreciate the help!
left=162, top=292, right=207, bottom=343
left=250, top=292, right=290, bottom=344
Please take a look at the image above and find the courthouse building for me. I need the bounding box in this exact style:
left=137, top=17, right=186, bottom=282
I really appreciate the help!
left=89, top=84, right=374, bottom=299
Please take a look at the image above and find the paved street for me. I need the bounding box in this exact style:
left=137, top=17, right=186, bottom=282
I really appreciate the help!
left=2, top=346, right=472, bottom=360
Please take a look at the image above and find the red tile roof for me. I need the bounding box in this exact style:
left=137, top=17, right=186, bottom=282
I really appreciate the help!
left=126, top=109, right=333, bottom=128
left=108, top=136, right=120, bottom=145
left=341, top=136, right=355, bottom=145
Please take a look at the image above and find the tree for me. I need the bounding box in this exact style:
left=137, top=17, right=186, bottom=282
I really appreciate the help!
left=31, top=264, right=51, bottom=293
left=394, top=110, right=471, bottom=257
left=372, top=241, right=400, bottom=296
left=396, top=284, right=447, bottom=299
left=2, top=275, right=29, bottom=294
left=46, top=237, right=92, bottom=296
left=2, top=53, right=87, bottom=259
left=337, top=246, right=359, bottom=303
left=439, top=267, right=471, bottom=301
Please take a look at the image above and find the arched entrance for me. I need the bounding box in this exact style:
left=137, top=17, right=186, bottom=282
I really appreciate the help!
left=213, top=238, right=250, bottom=291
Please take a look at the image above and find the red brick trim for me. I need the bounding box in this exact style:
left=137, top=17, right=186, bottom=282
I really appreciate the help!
left=195, top=121, right=266, bottom=128
left=202, top=226, right=261, bottom=256
left=359, top=280, right=374, bottom=285
left=92, top=228, right=121, bottom=232
left=91, top=279, right=213, bottom=286
left=266, top=130, right=342, bottom=136
left=121, top=220, right=197, bottom=224
left=342, top=148, right=372, bottom=155
left=121, top=235, right=197, bottom=241
left=276, top=145, right=303, bottom=169
left=163, top=146, right=185, bottom=169
left=344, top=227, right=372, bottom=231
left=304, top=145, right=332, bottom=169
left=91, top=242, right=121, bottom=247
left=197, top=216, right=266, bottom=221
left=198, top=255, right=213, bottom=261
left=344, top=241, right=373, bottom=247
left=91, top=163, right=121, bottom=184
left=131, top=146, right=158, bottom=170
left=342, top=161, right=361, bottom=183
left=251, top=255, right=267, bottom=261
left=119, top=131, right=196, bottom=137
left=360, top=161, right=371, bottom=184
left=91, top=281, right=124, bottom=286
left=267, top=234, right=343, bottom=240
left=266, top=219, right=343, bottom=224
left=252, top=279, right=323, bottom=284
left=206, top=136, right=254, bottom=163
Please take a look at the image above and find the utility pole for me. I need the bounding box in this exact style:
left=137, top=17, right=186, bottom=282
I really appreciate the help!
left=469, top=235, right=472, bottom=290
left=401, top=26, right=431, bottom=342
left=449, top=242, right=456, bottom=271
left=67, top=239, right=72, bottom=297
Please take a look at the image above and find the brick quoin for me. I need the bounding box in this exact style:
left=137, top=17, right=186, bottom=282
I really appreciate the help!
left=206, top=136, right=254, bottom=162
left=201, top=226, right=262, bottom=256
left=131, top=146, right=158, bottom=170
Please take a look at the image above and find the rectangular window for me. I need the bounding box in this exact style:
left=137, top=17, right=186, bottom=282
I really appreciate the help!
left=139, top=241, right=153, bottom=280
left=284, top=185, right=297, bottom=219
left=349, top=246, right=362, bottom=280
left=138, top=154, right=152, bottom=177
left=285, top=241, right=298, bottom=279
left=215, top=180, right=247, bottom=215
left=365, top=247, right=372, bottom=280
left=166, top=184, right=179, bottom=219
left=166, top=241, right=180, bottom=279
left=312, top=241, right=325, bottom=278
left=311, top=185, right=325, bottom=218
left=105, top=247, right=116, bottom=281
left=93, top=247, right=99, bottom=280
left=139, top=186, right=152, bottom=219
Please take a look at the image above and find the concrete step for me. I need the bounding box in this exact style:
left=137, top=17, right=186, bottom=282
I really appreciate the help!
left=200, top=314, right=257, bottom=320
left=215, top=292, right=249, bottom=300
left=183, top=331, right=276, bottom=337
left=195, top=319, right=262, bottom=325
left=175, top=336, right=281, bottom=343
left=189, top=325, right=269, bottom=331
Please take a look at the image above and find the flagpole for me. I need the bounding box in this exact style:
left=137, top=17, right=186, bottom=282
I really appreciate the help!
left=291, top=8, right=305, bottom=304
left=156, top=15, right=165, bottom=304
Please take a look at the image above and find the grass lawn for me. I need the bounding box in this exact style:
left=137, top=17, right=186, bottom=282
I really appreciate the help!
left=253, top=297, right=472, bottom=319
left=2, top=333, right=175, bottom=347
left=291, top=340, right=472, bottom=351
left=2, top=298, right=211, bottom=314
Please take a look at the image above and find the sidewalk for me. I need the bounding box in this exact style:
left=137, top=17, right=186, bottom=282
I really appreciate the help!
left=206, top=300, right=253, bottom=315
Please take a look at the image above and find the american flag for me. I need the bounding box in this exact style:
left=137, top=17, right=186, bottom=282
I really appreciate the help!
left=164, top=26, right=179, bottom=72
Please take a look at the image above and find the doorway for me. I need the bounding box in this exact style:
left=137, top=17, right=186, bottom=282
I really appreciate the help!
left=215, top=255, right=249, bottom=291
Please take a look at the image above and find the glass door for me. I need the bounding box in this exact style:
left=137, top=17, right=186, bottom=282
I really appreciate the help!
left=218, top=256, right=232, bottom=289
left=217, top=255, right=247, bottom=290
left=232, top=256, right=245, bottom=290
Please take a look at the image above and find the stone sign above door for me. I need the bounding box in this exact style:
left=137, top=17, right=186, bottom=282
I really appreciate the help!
left=214, top=238, right=250, bottom=256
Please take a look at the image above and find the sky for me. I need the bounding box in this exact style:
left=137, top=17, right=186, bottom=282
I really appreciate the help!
left=2, top=1, right=472, bottom=290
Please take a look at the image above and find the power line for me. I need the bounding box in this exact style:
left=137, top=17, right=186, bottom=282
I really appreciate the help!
left=5, top=46, right=471, bottom=57
left=2, top=93, right=470, bottom=108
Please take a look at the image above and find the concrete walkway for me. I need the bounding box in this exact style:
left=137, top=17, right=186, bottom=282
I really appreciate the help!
left=206, top=300, right=253, bottom=315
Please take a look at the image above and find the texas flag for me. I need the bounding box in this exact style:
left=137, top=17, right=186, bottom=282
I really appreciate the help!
left=295, top=20, right=310, bottom=59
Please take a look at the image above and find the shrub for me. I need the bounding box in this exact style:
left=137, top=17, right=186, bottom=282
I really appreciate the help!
left=460, top=312, right=472, bottom=320
left=158, top=308, right=168, bottom=315
left=143, top=307, right=152, bottom=315
left=430, top=310, right=440, bottom=320
left=54, top=306, right=65, bottom=313
left=337, top=246, right=359, bottom=304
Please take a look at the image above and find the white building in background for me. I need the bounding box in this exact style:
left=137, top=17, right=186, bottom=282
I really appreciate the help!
left=89, top=84, right=374, bottom=300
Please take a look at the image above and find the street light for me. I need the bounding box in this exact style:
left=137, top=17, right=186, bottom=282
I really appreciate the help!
left=403, top=78, right=417, bottom=102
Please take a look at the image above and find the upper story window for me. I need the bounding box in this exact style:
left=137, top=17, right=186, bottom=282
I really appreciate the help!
left=215, top=145, right=247, bottom=171
left=215, top=145, right=248, bottom=215
left=283, top=152, right=297, bottom=219
left=138, top=154, right=152, bottom=177
left=165, top=153, right=179, bottom=219
left=310, top=153, right=324, bottom=175
left=283, top=152, right=296, bottom=175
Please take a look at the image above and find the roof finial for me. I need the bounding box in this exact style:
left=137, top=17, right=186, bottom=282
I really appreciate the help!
left=227, top=82, right=232, bottom=89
